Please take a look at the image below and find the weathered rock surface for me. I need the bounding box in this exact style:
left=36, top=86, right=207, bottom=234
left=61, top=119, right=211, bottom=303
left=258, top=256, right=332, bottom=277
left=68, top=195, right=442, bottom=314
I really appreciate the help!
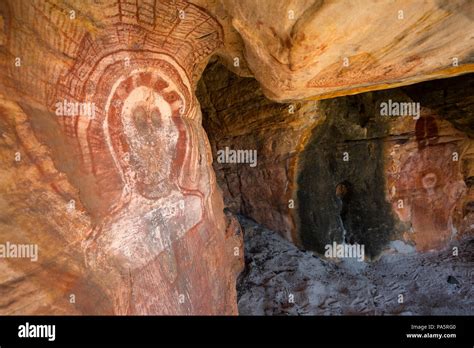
left=0, top=0, right=472, bottom=315
left=198, top=61, right=322, bottom=240
left=207, top=0, right=474, bottom=101
left=298, top=78, right=473, bottom=256
left=237, top=216, right=474, bottom=315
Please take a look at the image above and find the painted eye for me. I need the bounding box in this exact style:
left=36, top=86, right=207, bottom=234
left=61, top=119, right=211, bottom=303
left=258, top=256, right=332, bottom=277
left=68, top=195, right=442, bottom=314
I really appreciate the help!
left=165, top=91, right=179, bottom=103
left=133, top=106, right=148, bottom=132
left=422, top=172, right=437, bottom=189
left=150, top=109, right=161, bottom=129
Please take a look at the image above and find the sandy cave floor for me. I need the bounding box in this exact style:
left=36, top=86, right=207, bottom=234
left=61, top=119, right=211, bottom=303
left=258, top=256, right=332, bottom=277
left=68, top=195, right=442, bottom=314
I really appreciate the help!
left=236, top=217, right=473, bottom=316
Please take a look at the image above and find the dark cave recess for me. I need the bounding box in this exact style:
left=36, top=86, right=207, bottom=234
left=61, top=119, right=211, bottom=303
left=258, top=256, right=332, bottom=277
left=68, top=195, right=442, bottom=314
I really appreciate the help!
left=297, top=93, right=404, bottom=259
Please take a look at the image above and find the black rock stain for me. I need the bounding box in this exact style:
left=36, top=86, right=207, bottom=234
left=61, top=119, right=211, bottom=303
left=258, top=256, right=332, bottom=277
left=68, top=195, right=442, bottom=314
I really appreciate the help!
left=296, top=95, right=402, bottom=259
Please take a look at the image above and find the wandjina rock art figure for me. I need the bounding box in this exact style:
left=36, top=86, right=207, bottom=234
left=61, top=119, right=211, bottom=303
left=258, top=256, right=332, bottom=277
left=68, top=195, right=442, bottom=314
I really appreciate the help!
left=38, top=16, right=242, bottom=314
left=83, top=70, right=204, bottom=272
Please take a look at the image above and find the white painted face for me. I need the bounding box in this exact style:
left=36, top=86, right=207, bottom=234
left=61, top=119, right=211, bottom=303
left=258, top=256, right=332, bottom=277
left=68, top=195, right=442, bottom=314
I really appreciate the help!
left=99, top=86, right=203, bottom=272
left=121, top=86, right=179, bottom=198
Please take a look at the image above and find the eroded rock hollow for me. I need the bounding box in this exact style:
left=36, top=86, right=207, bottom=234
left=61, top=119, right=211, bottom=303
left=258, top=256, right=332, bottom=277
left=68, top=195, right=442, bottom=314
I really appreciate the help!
left=0, top=0, right=473, bottom=315
left=201, top=65, right=473, bottom=258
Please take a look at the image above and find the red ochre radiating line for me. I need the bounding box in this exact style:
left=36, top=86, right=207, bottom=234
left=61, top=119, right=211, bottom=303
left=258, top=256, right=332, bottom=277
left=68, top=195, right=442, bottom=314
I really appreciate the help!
left=67, top=48, right=191, bottom=104
left=31, top=2, right=81, bottom=48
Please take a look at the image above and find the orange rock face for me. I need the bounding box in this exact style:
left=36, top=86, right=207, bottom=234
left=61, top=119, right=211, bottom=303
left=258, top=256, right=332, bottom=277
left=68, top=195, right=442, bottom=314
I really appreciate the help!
left=197, top=62, right=322, bottom=241
left=208, top=0, right=474, bottom=101
left=0, top=0, right=242, bottom=314
left=201, top=64, right=473, bottom=256
left=385, top=83, right=473, bottom=251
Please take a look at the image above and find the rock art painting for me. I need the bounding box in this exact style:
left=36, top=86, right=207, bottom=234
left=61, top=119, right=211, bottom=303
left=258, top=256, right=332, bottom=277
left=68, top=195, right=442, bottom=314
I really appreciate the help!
left=0, top=0, right=242, bottom=315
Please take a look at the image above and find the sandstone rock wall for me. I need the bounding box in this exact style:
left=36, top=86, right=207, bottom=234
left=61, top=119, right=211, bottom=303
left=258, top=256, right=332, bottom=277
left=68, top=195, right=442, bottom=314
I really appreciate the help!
left=0, top=0, right=242, bottom=315
left=200, top=63, right=473, bottom=258
left=197, top=61, right=322, bottom=240
left=298, top=82, right=472, bottom=256
left=209, top=0, right=474, bottom=101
